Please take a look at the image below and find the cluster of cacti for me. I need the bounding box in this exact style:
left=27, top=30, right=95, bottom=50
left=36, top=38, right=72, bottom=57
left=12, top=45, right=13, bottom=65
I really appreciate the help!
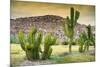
left=18, top=27, right=57, bottom=60
left=77, top=25, right=94, bottom=53
left=18, top=27, right=42, bottom=60
left=42, top=33, right=57, bottom=60
left=63, top=7, right=80, bottom=53
left=77, top=32, right=87, bottom=52
left=84, top=24, right=93, bottom=51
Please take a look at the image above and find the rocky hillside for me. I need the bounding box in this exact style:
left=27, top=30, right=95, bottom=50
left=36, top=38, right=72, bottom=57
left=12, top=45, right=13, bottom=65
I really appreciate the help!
left=10, top=15, right=95, bottom=42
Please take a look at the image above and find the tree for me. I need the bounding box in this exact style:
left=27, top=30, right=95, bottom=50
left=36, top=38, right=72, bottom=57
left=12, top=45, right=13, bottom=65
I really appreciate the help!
left=63, top=7, right=80, bottom=53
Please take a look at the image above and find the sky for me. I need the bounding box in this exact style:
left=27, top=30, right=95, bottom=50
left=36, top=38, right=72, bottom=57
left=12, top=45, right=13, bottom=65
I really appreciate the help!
left=11, top=0, right=95, bottom=26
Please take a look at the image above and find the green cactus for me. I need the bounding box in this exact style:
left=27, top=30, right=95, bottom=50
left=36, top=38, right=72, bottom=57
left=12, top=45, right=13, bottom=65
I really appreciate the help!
left=18, top=27, right=56, bottom=60
left=77, top=25, right=94, bottom=52
left=84, top=25, right=93, bottom=51
left=77, top=32, right=87, bottom=53
left=63, top=7, right=80, bottom=53
left=47, top=47, right=52, bottom=59
left=18, top=30, right=26, bottom=51
left=42, top=33, right=57, bottom=60
left=18, top=27, right=43, bottom=60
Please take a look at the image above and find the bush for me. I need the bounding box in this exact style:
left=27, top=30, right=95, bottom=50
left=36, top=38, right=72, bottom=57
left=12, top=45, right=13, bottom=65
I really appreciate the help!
left=71, top=41, right=76, bottom=45
left=10, top=34, right=19, bottom=44
left=62, top=41, right=68, bottom=45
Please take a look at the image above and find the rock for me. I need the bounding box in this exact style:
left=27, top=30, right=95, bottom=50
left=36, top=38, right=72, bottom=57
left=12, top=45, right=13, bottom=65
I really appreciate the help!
left=10, top=15, right=95, bottom=42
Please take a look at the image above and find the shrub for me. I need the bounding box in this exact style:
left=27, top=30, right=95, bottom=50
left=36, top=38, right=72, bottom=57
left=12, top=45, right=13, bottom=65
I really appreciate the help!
left=71, top=41, right=76, bottom=45
left=10, top=34, right=19, bottom=44
left=62, top=41, right=68, bottom=45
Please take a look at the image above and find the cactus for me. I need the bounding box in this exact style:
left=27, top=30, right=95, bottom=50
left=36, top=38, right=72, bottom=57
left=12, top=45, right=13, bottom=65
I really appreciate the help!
left=42, top=33, right=57, bottom=60
left=77, top=25, right=94, bottom=52
left=84, top=25, right=93, bottom=51
left=18, top=27, right=43, bottom=60
left=18, top=30, right=26, bottom=51
left=77, top=32, right=87, bottom=52
left=18, top=27, right=57, bottom=60
left=63, top=7, right=80, bottom=53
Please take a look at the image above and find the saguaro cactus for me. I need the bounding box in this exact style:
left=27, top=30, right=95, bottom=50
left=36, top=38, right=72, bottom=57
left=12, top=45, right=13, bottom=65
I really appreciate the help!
left=18, top=27, right=43, bottom=60
left=42, top=33, right=57, bottom=60
left=63, top=7, right=80, bottom=53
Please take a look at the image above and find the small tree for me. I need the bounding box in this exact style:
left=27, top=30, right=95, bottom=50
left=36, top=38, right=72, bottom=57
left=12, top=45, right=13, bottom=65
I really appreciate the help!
left=63, top=7, right=80, bottom=53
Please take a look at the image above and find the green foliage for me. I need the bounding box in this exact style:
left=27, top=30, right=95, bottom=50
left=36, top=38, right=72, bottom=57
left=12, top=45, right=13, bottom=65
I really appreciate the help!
left=63, top=7, right=80, bottom=52
left=77, top=25, right=95, bottom=52
left=18, top=27, right=57, bottom=60
left=62, top=40, right=76, bottom=45
left=18, top=30, right=26, bottom=51
left=77, top=32, right=87, bottom=52
left=90, top=34, right=95, bottom=46
left=71, top=41, right=76, bottom=45
left=84, top=25, right=94, bottom=51
left=10, top=34, right=19, bottom=44
left=62, top=41, right=68, bottom=45
left=18, top=27, right=43, bottom=60
left=42, top=33, right=57, bottom=60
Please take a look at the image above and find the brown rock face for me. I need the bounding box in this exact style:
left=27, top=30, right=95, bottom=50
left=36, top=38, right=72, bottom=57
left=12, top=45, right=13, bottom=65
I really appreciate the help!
left=10, top=15, right=95, bottom=42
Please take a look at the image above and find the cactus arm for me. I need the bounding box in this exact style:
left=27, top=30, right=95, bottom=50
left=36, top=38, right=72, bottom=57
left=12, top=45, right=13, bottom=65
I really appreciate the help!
left=18, top=30, right=26, bottom=51
left=70, top=7, right=74, bottom=25
left=74, top=11, right=80, bottom=26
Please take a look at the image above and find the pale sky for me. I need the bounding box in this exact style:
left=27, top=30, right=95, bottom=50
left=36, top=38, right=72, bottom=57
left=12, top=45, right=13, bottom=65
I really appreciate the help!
left=11, top=1, right=95, bottom=26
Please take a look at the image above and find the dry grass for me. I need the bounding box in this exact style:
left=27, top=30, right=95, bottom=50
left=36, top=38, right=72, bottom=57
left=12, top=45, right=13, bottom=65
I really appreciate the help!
left=10, top=44, right=95, bottom=66
left=51, top=45, right=94, bottom=55
left=51, top=45, right=79, bottom=55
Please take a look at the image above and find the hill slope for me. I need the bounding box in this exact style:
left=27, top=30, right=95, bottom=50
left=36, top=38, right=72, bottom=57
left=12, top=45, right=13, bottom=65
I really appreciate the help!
left=10, top=15, right=95, bottom=42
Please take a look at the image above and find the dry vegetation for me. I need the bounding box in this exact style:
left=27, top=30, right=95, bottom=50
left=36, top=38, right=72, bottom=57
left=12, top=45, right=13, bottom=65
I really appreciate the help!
left=10, top=44, right=95, bottom=66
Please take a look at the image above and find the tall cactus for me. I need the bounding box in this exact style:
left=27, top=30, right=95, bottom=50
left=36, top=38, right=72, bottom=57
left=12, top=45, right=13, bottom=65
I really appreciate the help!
left=18, top=27, right=43, bottom=60
left=63, top=7, right=80, bottom=53
left=42, top=33, right=57, bottom=60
